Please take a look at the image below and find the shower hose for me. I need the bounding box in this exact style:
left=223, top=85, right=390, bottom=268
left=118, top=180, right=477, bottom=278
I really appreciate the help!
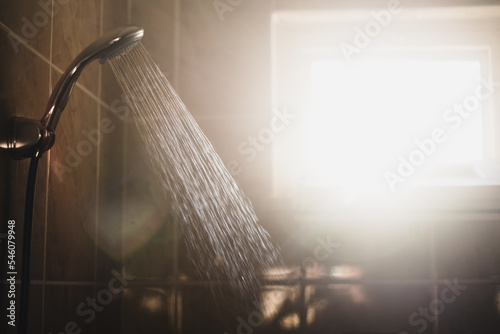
left=19, top=156, right=40, bottom=334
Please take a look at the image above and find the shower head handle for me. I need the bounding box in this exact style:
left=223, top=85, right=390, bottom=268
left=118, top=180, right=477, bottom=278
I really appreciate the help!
left=41, top=25, right=144, bottom=133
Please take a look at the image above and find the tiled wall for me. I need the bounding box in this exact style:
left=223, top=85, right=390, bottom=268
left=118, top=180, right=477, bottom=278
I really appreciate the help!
left=0, top=0, right=129, bottom=333
left=2, top=0, right=500, bottom=334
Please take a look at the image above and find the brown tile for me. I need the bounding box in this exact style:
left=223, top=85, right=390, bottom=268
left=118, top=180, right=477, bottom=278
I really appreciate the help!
left=28, top=284, right=44, bottom=334
left=44, top=285, right=97, bottom=334
left=437, top=283, right=500, bottom=333
left=179, top=284, right=237, bottom=333
left=0, top=0, right=52, bottom=58
left=4, top=155, right=49, bottom=282
left=0, top=283, right=43, bottom=334
left=51, top=0, right=101, bottom=95
left=0, top=25, right=48, bottom=334
left=101, top=64, right=126, bottom=106
left=179, top=284, right=299, bottom=334
left=122, top=120, right=174, bottom=279
left=98, top=1, right=130, bottom=274
left=0, top=150, right=9, bottom=269
left=0, top=30, right=50, bottom=121
left=96, top=107, right=124, bottom=280
left=95, top=277, right=125, bottom=333
left=102, top=0, right=129, bottom=32
left=46, top=83, right=98, bottom=281
left=31, top=155, right=49, bottom=281
left=0, top=31, right=50, bottom=281
left=0, top=154, right=49, bottom=282
left=179, top=0, right=272, bottom=118
left=306, top=283, right=434, bottom=334
left=95, top=288, right=122, bottom=333
left=0, top=105, right=9, bottom=231
left=131, top=0, right=176, bottom=85
left=320, top=219, right=431, bottom=280
left=435, top=220, right=500, bottom=279
left=122, top=220, right=174, bottom=279
left=122, top=286, right=173, bottom=334
left=101, top=0, right=130, bottom=104
left=0, top=281, right=13, bottom=334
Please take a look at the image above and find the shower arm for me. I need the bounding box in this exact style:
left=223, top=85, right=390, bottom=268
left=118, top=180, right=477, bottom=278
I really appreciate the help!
left=0, top=25, right=144, bottom=160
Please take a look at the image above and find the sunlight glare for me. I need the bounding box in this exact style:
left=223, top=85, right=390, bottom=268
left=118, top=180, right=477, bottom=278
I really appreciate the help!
left=306, top=60, right=482, bottom=188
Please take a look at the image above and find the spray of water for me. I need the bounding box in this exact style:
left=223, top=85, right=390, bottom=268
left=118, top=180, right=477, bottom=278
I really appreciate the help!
left=110, top=43, right=283, bottom=300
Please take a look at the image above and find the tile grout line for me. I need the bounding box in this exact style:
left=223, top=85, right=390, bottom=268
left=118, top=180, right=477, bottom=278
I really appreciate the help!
left=41, top=2, right=56, bottom=332
left=123, top=2, right=132, bottom=331
left=92, top=4, right=104, bottom=333
left=93, top=4, right=105, bottom=328
left=121, top=110, right=128, bottom=334
left=0, top=21, right=49, bottom=63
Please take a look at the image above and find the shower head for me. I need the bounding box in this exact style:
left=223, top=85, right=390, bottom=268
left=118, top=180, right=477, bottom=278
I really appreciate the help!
left=1, top=25, right=143, bottom=159
left=41, top=25, right=144, bottom=133
left=96, top=25, right=144, bottom=64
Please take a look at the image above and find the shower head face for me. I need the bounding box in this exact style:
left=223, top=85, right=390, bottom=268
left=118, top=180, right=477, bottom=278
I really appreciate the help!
left=96, top=26, right=144, bottom=64
left=40, top=25, right=144, bottom=133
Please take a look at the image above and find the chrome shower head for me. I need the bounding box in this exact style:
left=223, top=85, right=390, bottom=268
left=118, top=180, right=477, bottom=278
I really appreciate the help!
left=41, top=25, right=144, bottom=133
left=1, top=25, right=143, bottom=159
left=97, top=26, right=144, bottom=64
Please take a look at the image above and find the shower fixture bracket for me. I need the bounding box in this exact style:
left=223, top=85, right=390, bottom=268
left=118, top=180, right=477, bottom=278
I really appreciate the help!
left=0, top=116, right=55, bottom=160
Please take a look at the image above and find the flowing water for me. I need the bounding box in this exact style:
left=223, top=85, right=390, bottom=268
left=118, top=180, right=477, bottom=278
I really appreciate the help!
left=110, top=43, right=283, bottom=300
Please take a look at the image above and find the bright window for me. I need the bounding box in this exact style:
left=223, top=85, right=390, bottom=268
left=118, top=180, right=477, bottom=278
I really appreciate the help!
left=306, top=60, right=483, bottom=188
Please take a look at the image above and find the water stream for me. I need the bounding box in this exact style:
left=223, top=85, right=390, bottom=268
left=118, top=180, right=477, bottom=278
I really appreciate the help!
left=110, top=43, right=283, bottom=300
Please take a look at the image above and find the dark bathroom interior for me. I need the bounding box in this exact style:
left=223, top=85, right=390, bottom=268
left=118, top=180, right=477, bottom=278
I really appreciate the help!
left=1, top=0, right=500, bottom=333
